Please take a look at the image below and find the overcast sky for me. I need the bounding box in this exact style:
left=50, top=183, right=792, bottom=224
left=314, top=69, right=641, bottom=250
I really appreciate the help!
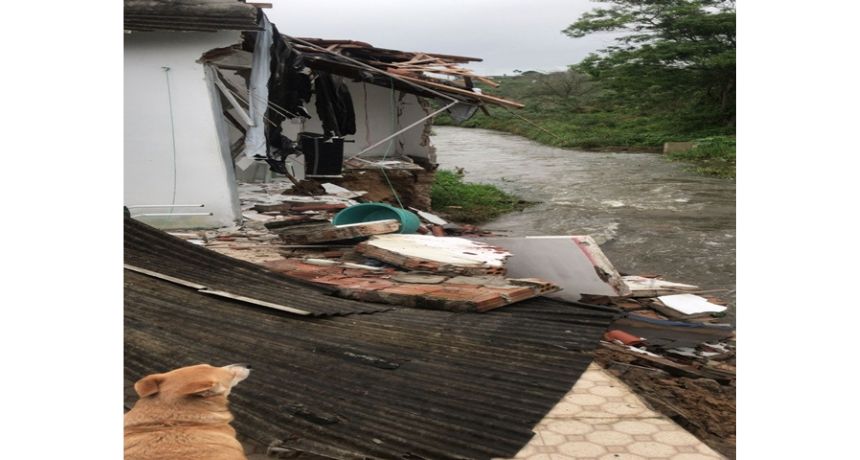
left=265, top=0, right=617, bottom=76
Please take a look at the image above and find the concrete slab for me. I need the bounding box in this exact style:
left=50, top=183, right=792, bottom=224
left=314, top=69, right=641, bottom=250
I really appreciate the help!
left=478, top=236, right=630, bottom=301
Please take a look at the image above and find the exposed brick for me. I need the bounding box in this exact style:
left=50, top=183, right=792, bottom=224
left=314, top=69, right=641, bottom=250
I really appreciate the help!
left=334, top=278, right=396, bottom=291
left=487, top=286, right=537, bottom=303
left=379, top=284, right=447, bottom=296
left=341, top=268, right=376, bottom=278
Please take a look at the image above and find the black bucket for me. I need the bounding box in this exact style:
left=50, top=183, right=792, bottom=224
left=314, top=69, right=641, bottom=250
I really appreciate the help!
left=299, top=132, right=344, bottom=177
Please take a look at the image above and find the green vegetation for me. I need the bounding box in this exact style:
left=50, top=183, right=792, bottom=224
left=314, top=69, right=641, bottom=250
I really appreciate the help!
left=436, top=0, right=735, bottom=177
left=667, top=136, right=736, bottom=178
left=431, top=170, right=531, bottom=224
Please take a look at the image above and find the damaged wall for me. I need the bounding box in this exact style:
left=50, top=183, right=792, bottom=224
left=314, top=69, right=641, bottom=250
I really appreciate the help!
left=124, top=31, right=242, bottom=229
left=236, top=79, right=438, bottom=181
left=395, top=92, right=437, bottom=166
left=284, top=80, right=436, bottom=162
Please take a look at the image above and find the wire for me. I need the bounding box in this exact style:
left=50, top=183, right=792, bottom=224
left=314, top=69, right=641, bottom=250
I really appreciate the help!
left=378, top=79, right=405, bottom=208
left=215, top=73, right=279, bottom=127
left=162, top=66, right=178, bottom=213
left=502, top=106, right=565, bottom=142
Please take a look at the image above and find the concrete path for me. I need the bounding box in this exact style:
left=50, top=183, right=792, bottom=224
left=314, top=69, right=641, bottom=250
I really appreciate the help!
left=505, top=363, right=726, bottom=460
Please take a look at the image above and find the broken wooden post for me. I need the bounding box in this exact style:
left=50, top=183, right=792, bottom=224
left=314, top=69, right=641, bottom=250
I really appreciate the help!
left=274, top=220, right=401, bottom=244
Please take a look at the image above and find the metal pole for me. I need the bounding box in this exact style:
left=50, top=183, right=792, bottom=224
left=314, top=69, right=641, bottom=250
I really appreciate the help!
left=132, top=212, right=214, bottom=217
left=126, top=204, right=204, bottom=209
left=346, top=101, right=458, bottom=160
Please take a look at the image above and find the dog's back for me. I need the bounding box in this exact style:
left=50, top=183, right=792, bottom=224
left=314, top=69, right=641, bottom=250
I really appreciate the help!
left=124, top=364, right=250, bottom=460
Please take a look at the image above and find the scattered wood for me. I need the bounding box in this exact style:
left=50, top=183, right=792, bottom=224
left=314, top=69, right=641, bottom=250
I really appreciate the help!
left=622, top=275, right=700, bottom=297
left=409, top=207, right=448, bottom=226
left=254, top=202, right=347, bottom=213
left=263, top=215, right=320, bottom=230
left=393, top=74, right=525, bottom=109
left=275, top=220, right=401, bottom=244
left=600, top=342, right=734, bottom=383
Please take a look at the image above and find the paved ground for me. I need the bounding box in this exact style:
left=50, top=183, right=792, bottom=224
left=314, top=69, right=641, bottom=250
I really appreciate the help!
left=506, top=363, right=726, bottom=460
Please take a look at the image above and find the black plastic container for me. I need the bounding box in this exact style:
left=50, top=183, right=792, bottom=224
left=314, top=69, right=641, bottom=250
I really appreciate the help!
left=299, top=132, right=344, bottom=177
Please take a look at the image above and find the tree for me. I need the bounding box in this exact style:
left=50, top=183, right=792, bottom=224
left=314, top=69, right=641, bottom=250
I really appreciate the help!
left=564, top=0, right=735, bottom=126
left=538, top=70, right=598, bottom=98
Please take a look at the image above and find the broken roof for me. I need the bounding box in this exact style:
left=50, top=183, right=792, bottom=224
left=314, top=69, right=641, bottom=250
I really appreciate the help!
left=124, top=218, right=619, bottom=459
left=124, top=0, right=264, bottom=32
left=289, top=37, right=525, bottom=109
left=125, top=217, right=388, bottom=316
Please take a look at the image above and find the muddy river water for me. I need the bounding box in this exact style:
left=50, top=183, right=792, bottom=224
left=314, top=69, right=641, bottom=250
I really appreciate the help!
left=433, top=126, right=736, bottom=321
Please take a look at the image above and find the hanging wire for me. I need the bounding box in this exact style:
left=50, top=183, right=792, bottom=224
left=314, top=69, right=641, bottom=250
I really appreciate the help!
left=162, top=66, right=178, bottom=213
left=215, top=72, right=279, bottom=128
left=378, top=79, right=405, bottom=208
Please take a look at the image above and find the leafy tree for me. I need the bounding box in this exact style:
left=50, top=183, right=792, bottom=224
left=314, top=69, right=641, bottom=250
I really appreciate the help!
left=533, top=69, right=599, bottom=108
left=564, top=0, right=735, bottom=127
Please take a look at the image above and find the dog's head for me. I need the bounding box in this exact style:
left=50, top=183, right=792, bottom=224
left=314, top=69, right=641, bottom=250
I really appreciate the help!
left=133, top=364, right=251, bottom=401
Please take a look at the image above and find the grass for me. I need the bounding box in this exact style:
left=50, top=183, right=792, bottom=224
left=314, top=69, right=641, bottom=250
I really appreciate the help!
left=433, top=73, right=735, bottom=178
left=665, top=136, right=736, bottom=179
left=431, top=170, right=531, bottom=224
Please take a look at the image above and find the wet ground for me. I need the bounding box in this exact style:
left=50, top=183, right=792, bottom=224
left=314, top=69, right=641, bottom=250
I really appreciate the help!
left=433, top=127, right=736, bottom=322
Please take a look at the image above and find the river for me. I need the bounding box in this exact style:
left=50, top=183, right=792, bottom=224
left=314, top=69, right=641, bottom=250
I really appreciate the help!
left=432, top=126, right=736, bottom=321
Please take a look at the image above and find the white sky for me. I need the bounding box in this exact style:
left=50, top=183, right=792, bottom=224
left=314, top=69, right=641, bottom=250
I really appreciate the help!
left=264, top=0, right=618, bottom=76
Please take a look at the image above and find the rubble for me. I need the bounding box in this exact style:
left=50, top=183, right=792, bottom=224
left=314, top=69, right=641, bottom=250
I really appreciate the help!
left=263, top=258, right=558, bottom=312
left=355, top=234, right=511, bottom=275
left=161, top=178, right=736, bottom=456
left=621, top=275, right=701, bottom=297
left=657, top=293, right=728, bottom=316
left=272, top=220, right=401, bottom=244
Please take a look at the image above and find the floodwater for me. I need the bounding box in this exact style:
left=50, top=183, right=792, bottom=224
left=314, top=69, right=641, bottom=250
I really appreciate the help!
left=433, top=126, right=736, bottom=321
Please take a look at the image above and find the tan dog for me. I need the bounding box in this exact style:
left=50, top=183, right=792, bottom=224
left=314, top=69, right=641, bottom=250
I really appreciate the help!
left=124, top=363, right=251, bottom=460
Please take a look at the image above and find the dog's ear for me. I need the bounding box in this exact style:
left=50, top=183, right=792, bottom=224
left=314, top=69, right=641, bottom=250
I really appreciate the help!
left=177, top=380, right=227, bottom=397
left=134, top=374, right=164, bottom=398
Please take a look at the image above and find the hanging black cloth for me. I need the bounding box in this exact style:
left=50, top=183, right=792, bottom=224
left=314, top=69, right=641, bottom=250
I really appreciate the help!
left=262, top=24, right=312, bottom=172
left=313, top=71, right=356, bottom=138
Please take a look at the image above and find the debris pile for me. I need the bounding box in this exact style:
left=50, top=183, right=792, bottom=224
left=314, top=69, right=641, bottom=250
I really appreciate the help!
left=588, top=276, right=736, bottom=458
left=164, top=178, right=736, bottom=456
left=170, top=181, right=559, bottom=312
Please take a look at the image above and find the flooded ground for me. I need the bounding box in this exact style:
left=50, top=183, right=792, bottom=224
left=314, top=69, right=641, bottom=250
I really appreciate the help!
left=433, top=126, right=736, bottom=321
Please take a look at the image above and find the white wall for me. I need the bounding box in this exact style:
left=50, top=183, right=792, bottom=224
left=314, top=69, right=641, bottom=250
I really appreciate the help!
left=276, top=80, right=437, bottom=178
left=124, top=30, right=243, bottom=229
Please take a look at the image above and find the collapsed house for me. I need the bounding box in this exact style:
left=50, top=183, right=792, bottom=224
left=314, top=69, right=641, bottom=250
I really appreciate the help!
left=123, top=0, right=522, bottom=229
left=123, top=2, right=735, bottom=457
left=124, top=217, right=618, bottom=459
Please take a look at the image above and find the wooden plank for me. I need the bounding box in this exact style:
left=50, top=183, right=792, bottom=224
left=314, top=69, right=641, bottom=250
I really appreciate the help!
left=276, top=220, right=401, bottom=244
left=198, top=289, right=311, bottom=316
left=125, top=264, right=312, bottom=316
left=600, top=342, right=734, bottom=383
left=124, top=264, right=207, bottom=290
left=393, top=74, right=524, bottom=109
left=213, top=77, right=253, bottom=127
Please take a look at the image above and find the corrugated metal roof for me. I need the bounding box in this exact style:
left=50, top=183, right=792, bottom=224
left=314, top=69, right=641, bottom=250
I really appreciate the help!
left=125, top=271, right=617, bottom=459
left=124, top=0, right=262, bottom=32
left=125, top=219, right=617, bottom=459
left=124, top=218, right=620, bottom=458
left=124, top=217, right=390, bottom=316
